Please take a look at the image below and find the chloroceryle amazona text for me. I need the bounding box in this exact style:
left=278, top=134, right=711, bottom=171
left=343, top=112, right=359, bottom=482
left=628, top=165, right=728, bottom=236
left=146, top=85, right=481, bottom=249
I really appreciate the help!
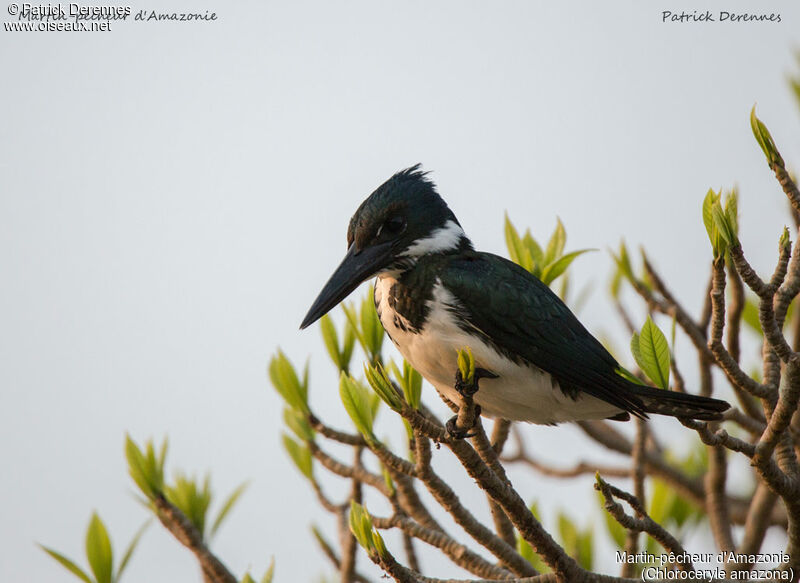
left=300, top=166, right=729, bottom=426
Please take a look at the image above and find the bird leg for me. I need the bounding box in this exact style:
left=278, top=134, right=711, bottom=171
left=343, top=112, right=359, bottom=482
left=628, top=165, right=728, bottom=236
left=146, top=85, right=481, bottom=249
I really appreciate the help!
left=447, top=368, right=498, bottom=439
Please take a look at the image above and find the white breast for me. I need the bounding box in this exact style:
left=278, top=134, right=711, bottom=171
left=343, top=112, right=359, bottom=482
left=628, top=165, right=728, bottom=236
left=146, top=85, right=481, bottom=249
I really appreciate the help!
left=374, top=276, right=623, bottom=424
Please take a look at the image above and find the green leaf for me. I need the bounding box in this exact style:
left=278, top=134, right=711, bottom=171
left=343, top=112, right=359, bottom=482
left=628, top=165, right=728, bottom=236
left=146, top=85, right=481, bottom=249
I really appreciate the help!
left=39, top=546, right=93, bottom=583
left=540, top=249, right=593, bottom=285
left=504, top=215, right=536, bottom=273
left=724, top=189, right=739, bottom=242
left=544, top=217, right=566, bottom=264
left=343, top=291, right=384, bottom=363
left=403, top=361, right=422, bottom=409
left=741, top=296, right=761, bottom=335
left=610, top=241, right=634, bottom=285
left=712, top=202, right=735, bottom=247
left=649, top=478, right=698, bottom=530
left=348, top=502, right=374, bottom=552
left=165, top=474, right=212, bottom=538
left=636, top=316, right=671, bottom=390
left=517, top=501, right=549, bottom=572
left=615, top=365, right=644, bottom=385
left=629, top=333, right=642, bottom=374
left=311, top=524, right=330, bottom=550
left=85, top=513, right=113, bottom=583
left=402, top=418, right=415, bottom=460
left=517, top=534, right=549, bottom=573
left=320, top=314, right=345, bottom=371
left=342, top=302, right=363, bottom=347
left=668, top=490, right=694, bottom=528
left=368, top=390, right=381, bottom=424
left=670, top=315, right=677, bottom=353
left=348, top=502, right=387, bottom=558
left=522, top=230, right=544, bottom=272
left=125, top=436, right=152, bottom=499
left=381, top=464, right=396, bottom=496
left=360, top=289, right=384, bottom=361
left=456, top=347, right=475, bottom=384
left=389, top=360, right=422, bottom=409
left=268, top=350, right=309, bottom=414
left=281, top=434, right=313, bottom=480
left=596, top=491, right=626, bottom=549
left=558, top=271, right=570, bottom=301
left=504, top=213, right=525, bottom=266
left=671, top=442, right=709, bottom=479
left=609, top=266, right=623, bottom=300
left=116, top=520, right=149, bottom=581
left=750, top=106, right=784, bottom=168
left=242, top=575, right=256, bottom=583
left=364, top=363, right=403, bottom=411
left=555, top=513, right=592, bottom=569
left=576, top=528, right=593, bottom=571
left=780, top=226, right=791, bottom=251
left=339, top=373, right=377, bottom=443
left=790, top=53, right=800, bottom=107
left=210, top=481, right=249, bottom=538
left=648, top=478, right=671, bottom=525
left=557, top=513, right=577, bottom=555
left=702, top=188, right=719, bottom=244
left=342, top=322, right=356, bottom=370
left=283, top=407, right=315, bottom=442
left=124, top=435, right=167, bottom=501
left=791, top=77, right=800, bottom=110
left=702, top=189, right=724, bottom=256
left=262, top=557, right=275, bottom=583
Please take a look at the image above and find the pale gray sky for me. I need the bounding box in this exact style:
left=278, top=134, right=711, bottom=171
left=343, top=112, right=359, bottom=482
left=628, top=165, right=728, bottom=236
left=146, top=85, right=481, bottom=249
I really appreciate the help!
left=2, top=1, right=800, bottom=581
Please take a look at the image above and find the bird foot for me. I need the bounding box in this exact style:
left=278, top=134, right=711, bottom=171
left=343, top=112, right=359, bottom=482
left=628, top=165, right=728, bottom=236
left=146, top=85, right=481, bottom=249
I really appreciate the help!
left=446, top=405, right=482, bottom=439
left=454, top=367, right=498, bottom=398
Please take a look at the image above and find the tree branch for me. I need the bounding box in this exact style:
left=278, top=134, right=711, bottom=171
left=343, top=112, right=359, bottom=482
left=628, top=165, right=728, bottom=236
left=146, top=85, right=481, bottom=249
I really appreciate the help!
left=153, top=496, right=237, bottom=583
left=594, top=478, right=693, bottom=573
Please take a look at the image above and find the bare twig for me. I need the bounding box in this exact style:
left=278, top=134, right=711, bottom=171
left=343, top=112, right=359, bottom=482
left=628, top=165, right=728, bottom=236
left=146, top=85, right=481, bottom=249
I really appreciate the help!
left=621, top=419, right=646, bottom=578
left=502, top=449, right=631, bottom=480
left=489, top=419, right=518, bottom=549
left=707, top=258, right=773, bottom=399
left=371, top=513, right=514, bottom=580
left=577, top=420, right=784, bottom=525
left=726, top=260, right=745, bottom=363
left=412, top=431, right=537, bottom=577
left=312, top=525, right=373, bottom=583
left=341, top=447, right=364, bottom=583
left=773, top=161, right=800, bottom=217
left=730, top=244, right=794, bottom=364
left=733, top=483, right=779, bottom=575
left=404, top=409, right=582, bottom=581
left=705, top=441, right=734, bottom=553
left=309, top=413, right=366, bottom=446
left=754, top=357, right=800, bottom=473
left=594, top=477, right=693, bottom=573
left=309, top=442, right=392, bottom=496
left=153, top=496, right=237, bottom=583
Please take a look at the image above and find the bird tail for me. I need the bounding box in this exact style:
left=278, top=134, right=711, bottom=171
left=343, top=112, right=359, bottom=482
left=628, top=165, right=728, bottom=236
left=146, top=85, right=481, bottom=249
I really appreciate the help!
left=627, top=384, right=729, bottom=421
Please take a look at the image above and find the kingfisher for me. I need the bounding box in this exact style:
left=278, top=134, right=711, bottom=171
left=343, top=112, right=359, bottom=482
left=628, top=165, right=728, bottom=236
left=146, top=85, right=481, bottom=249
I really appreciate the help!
left=300, top=165, right=729, bottom=427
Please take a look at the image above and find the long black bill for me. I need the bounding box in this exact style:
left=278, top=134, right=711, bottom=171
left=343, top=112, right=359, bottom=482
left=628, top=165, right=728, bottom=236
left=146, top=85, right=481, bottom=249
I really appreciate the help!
left=300, top=241, right=393, bottom=329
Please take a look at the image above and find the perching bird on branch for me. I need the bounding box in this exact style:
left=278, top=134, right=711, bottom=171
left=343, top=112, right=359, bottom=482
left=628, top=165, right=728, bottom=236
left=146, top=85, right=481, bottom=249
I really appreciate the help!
left=300, top=166, right=729, bottom=427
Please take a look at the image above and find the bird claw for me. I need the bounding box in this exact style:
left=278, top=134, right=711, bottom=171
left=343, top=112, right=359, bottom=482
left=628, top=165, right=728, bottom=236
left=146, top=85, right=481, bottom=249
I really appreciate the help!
left=446, top=405, right=482, bottom=439
left=454, top=367, right=498, bottom=398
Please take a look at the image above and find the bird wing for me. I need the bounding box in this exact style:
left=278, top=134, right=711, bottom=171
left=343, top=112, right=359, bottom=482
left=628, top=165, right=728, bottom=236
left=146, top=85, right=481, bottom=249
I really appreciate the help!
left=441, top=252, right=645, bottom=415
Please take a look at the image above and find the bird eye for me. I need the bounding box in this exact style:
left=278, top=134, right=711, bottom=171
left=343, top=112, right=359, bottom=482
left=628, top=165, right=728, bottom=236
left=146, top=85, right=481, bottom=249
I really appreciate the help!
left=383, top=215, right=405, bottom=235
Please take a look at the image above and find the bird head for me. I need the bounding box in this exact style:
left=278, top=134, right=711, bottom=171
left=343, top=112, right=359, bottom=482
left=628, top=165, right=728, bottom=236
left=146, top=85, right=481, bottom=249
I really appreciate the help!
left=300, top=164, right=471, bottom=329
